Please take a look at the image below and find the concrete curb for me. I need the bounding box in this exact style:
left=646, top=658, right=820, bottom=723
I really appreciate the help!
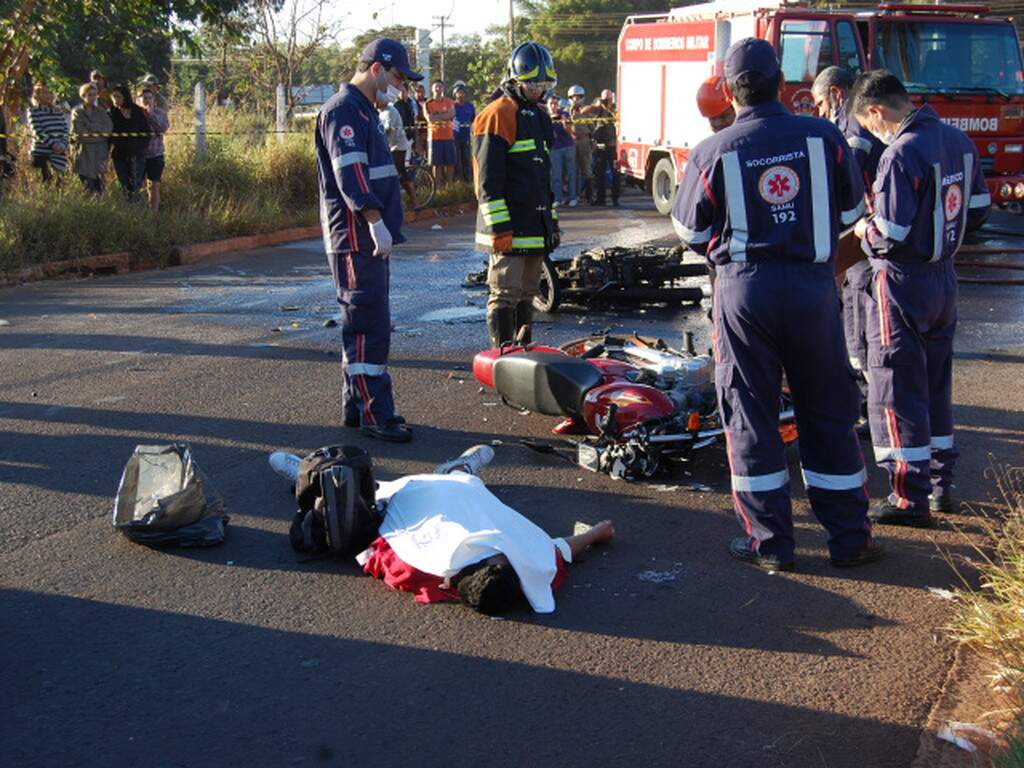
left=0, top=203, right=473, bottom=288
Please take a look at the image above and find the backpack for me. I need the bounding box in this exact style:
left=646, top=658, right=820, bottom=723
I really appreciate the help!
left=289, top=445, right=380, bottom=557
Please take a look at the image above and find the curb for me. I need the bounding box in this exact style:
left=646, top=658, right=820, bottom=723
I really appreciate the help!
left=0, top=202, right=474, bottom=288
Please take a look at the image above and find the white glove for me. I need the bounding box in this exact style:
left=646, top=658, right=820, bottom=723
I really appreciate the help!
left=369, top=218, right=393, bottom=257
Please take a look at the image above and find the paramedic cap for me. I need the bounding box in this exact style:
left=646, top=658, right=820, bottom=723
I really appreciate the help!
left=723, top=37, right=780, bottom=81
left=359, top=38, right=424, bottom=81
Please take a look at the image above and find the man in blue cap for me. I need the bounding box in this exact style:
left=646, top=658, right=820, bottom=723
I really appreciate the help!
left=671, top=38, right=881, bottom=571
left=315, top=39, right=423, bottom=443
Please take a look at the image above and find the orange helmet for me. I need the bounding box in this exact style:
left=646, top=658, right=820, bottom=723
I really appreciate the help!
left=696, top=76, right=732, bottom=119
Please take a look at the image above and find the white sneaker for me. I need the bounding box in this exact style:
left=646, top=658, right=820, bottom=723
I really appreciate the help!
left=568, top=199, right=578, bottom=208
left=434, top=444, right=495, bottom=476
left=269, top=451, right=302, bottom=483
left=552, top=201, right=560, bottom=208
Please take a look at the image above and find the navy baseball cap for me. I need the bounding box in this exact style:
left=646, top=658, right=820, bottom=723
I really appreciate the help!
left=723, top=38, right=780, bottom=80
left=360, top=38, right=424, bottom=81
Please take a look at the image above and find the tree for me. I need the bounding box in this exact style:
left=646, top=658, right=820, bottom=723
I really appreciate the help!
left=248, top=0, right=343, bottom=114
left=0, top=0, right=247, bottom=107
left=519, top=0, right=666, bottom=97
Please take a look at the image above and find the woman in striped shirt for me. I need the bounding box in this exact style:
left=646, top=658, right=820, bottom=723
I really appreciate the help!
left=28, top=85, right=69, bottom=182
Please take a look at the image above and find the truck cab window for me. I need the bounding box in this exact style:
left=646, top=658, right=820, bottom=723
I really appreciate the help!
left=836, top=21, right=862, bottom=74
left=779, top=20, right=833, bottom=83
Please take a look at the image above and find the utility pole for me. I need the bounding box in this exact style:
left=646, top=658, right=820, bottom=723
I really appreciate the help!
left=508, top=0, right=515, bottom=47
left=432, top=14, right=454, bottom=83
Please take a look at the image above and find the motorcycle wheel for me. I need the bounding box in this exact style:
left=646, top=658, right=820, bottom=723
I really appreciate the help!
left=533, top=256, right=561, bottom=313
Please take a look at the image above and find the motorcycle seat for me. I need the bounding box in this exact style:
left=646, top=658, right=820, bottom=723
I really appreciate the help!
left=492, top=352, right=604, bottom=417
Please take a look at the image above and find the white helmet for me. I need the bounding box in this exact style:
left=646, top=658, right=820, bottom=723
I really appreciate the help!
left=567, top=84, right=585, bottom=97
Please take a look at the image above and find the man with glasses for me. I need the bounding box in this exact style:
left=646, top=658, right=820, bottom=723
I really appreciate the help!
left=315, top=38, right=423, bottom=443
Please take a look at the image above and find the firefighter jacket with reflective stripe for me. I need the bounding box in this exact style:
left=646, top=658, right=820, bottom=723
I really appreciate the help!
left=671, top=102, right=865, bottom=266
left=316, top=84, right=405, bottom=255
left=471, top=86, right=557, bottom=256
left=862, top=106, right=990, bottom=266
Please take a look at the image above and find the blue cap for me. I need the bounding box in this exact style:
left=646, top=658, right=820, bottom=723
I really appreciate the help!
left=723, top=37, right=780, bottom=81
left=360, top=38, right=424, bottom=81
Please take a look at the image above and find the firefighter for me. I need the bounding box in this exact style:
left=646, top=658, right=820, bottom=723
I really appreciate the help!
left=315, top=38, right=423, bottom=443
left=812, top=66, right=886, bottom=436
left=471, top=41, right=560, bottom=347
left=672, top=38, right=880, bottom=571
left=567, top=84, right=594, bottom=203
left=850, top=70, right=990, bottom=526
left=589, top=89, right=620, bottom=206
left=696, top=76, right=736, bottom=134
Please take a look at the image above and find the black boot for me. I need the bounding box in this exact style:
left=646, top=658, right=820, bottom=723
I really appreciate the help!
left=515, top=300, right=533, bottom=345
left=487, top=306, right=517, bottom=348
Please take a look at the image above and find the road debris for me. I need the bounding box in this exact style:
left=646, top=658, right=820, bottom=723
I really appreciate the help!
left=927, top=587, right=957, bottom=600
left=322, top=318, right=338, bottom=328
left=0, top=319, right=9, bottom=327
left=937, top=722, right=999, bottom=753
left=637, top=566, right=684, bottom=584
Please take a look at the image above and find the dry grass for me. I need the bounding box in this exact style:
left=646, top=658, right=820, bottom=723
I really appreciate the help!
left=948, top=462, right=1024, bottom=766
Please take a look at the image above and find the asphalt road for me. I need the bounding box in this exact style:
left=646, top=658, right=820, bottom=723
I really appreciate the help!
left=2, top=193, right=1023, bottom=768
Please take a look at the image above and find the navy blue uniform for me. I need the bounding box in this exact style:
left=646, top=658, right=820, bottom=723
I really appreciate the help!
left=839, top=110, right=886, bottom=392
left=316, top=84, right=405, bottom=427
left=672, top=101, right=871, bottom=563
left=860, top=105, right=989, bottom=510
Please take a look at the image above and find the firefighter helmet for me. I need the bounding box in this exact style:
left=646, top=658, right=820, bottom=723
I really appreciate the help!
left=507, top=42, right=557, bottom=87
left=696, top=76, right=732, bottom=118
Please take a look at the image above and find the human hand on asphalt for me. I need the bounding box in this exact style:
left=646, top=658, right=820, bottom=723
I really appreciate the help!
left=492, top=232, right=513, bottom=254
left=369, top=219, right=393, bottom=257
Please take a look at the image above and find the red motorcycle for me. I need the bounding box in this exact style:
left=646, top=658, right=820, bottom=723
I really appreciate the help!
left=473, top=332, right=797, bottom=480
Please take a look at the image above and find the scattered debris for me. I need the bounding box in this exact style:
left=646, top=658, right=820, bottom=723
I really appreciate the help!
left=322, top=318, right=337, bottom=328
left=0, top=319, right=9, bottom=327
left=290, top=321, right=301, bottom=328
left=927, top=587, right=957, bottom=601
left=271, top=326, right=283, bottom=333
left=431, top=224, right=443, bottom=230
left=573, top=521, right=593, bottom=536
left=650, top=484, right=680, bottom=493
left=686, top=483, right=714, bottom=492
left=637, top=566, right=684, bottom=584
left=280, top=305, right=300, bottom=312
left=490, top=439, right=503, bottom=447
left=937, top=722, right=999, bottom=753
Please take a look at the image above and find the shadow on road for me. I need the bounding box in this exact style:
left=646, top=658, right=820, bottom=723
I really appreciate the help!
left=1, top=588, right=921, bottom=768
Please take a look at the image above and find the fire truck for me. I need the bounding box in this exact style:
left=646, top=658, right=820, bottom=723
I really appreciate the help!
left=616, top=0, right=1024, bottom=214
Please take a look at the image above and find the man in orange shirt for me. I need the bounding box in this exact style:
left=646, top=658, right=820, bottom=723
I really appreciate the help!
left=425, top=79, right=456, bottom=185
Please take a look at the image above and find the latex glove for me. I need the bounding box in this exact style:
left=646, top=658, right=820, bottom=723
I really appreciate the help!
left=853, top=217, right=868, bottom=240
left=492, top=232, right=513, bottom=254
left=369, top=218, right=393, bottom=257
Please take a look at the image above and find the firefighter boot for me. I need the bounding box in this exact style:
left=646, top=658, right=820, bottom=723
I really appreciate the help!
left=487, top=306, right=517, bottom=348
left=515, top=300, right=534, bottom=345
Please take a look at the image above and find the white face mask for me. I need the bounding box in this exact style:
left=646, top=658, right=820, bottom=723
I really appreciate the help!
left=375, top=69, right=392, bottom=104
left=386, top=84, right=402, bottom=103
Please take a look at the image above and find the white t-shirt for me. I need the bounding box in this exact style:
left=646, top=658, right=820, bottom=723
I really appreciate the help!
left=370, top=473, right=570, bottom=613
left=379, top=103, right=410, bottom=153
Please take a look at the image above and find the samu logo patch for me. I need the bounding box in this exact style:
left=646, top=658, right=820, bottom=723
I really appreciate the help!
left=758, top=165, right=800, bottom=205
left=340, top=125, right=355, bottom=140
left=945, top=183, right=963, bottom=221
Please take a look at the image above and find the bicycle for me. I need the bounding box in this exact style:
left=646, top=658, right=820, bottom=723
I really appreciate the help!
left=404, top=148, right=436, bottom=210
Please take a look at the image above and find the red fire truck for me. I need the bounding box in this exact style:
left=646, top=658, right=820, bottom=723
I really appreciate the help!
left=616, top=1, right=1024, bottom=214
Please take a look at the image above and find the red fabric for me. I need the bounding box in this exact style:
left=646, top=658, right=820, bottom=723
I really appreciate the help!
left=362, top=536, right=569, bottom=604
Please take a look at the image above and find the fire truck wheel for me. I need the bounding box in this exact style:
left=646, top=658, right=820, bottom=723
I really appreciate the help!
left=651, top=157, right=677, bottom=216
left=533, top=256, right=561, bottom=313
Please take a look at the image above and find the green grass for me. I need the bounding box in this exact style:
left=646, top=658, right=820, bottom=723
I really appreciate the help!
left=0, top=128, right=319, bottom=273
left=948, top=462, right=1024, bottom=764
left=0, top=105, right=476, bottom=274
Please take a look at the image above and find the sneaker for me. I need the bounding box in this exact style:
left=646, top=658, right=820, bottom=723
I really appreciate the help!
left=831, top=541, right=885, bottom=568
left=434, top=444, right=495, bottom=475
left=929, top=494, right=955, bottom=514
left=728, top=536, right=795, bottom=572
left=552, top=201, right=560, bottom=208
left=868, top=500, right=934, bottom=528
left=361, top=417, right=413, bottom=443
left=269, top=451, right=301, bottom=484
left=568, top=199, right=578, bottom=208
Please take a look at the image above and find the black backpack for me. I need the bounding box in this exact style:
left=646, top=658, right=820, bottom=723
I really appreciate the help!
left=289, top=445, right=381, bottom=557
